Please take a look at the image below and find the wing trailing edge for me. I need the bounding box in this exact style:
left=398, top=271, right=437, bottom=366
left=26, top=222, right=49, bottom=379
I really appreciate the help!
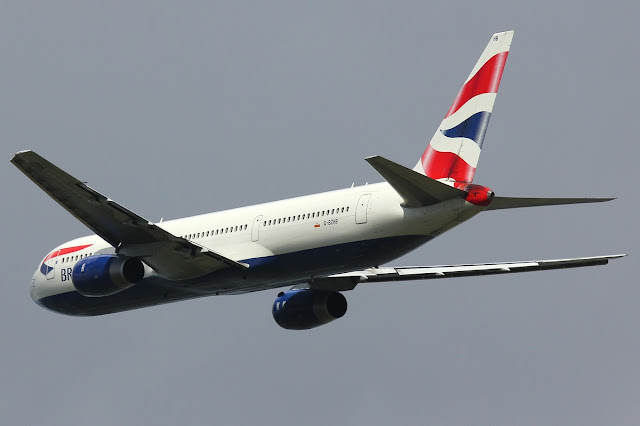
left=301, top=254, right=626, bottom=292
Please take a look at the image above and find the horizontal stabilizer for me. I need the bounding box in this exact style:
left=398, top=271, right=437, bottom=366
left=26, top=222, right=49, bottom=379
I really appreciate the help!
left=366, top=156, right=466, bottom=207
left=485, top=196, right=614, bottom=210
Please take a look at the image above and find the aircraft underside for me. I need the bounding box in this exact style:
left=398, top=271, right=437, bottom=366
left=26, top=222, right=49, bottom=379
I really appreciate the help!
left=36, top=234, right=432, bottom=316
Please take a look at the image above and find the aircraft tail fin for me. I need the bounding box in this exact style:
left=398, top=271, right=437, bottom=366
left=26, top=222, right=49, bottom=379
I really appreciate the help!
left=414, top=30, right=514, bottom=184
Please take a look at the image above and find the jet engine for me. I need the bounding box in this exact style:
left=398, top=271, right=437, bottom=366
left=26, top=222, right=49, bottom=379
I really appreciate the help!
left=272, top=289, right=347, bottom=330
left=72, top=255, right=145, bottom=297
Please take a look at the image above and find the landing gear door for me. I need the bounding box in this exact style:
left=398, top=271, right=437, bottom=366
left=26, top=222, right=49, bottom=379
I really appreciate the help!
left=355, top=194, right=371, bottom=224
left=252, top=215, right=263, bottom=242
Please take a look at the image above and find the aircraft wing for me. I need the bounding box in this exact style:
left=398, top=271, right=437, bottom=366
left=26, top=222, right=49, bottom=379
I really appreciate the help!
left=301, top=254, right=626, bottom=291
left=11, top=150, right=247, bottom=280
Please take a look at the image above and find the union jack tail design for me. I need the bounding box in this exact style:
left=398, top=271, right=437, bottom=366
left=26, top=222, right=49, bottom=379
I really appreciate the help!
left=414, top=30, right=514, bottom=184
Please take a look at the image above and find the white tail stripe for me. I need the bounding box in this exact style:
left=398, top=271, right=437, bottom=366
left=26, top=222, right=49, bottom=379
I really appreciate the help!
left=464, top=31, right=514, bottom=85
left=439, top=93, right=497, bottom=130
left=428, top=135, right=482, bottom=168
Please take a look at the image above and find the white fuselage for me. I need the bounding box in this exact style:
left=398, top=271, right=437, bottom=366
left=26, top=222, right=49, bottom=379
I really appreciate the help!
left=31, top=181, right=484, bottom=315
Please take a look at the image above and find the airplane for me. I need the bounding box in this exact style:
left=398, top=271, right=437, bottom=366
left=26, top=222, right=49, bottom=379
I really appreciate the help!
left=12, top=30, right=624, bottom=329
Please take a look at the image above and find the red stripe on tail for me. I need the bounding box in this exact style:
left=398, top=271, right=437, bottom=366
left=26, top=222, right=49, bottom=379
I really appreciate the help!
left=421, top=146, right=476, bottom=183
left=444, top=51, right=509, bottom=119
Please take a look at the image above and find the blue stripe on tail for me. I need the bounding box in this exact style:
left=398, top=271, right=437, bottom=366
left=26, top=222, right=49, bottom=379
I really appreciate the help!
left=441, top=111, right=491, bottom=148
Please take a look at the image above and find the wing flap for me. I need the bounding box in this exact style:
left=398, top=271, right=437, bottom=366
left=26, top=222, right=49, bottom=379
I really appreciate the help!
left=11, top=150, right=247, bottom=280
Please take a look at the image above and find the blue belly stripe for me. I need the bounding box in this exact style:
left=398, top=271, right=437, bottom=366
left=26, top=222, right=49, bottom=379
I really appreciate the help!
left=36, top=235, right=431, bottom=316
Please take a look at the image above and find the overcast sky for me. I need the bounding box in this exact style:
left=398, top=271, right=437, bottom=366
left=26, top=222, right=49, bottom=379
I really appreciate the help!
left=1, top=1, right=637, bottom=425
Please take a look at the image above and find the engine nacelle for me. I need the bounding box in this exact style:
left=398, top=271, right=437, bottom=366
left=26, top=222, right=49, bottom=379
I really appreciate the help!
left=272, top=289, right=347, bottom=330
left=72, top=255, right=145, bottom=297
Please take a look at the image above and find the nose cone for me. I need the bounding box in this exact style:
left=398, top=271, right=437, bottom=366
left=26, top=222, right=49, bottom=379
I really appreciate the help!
left=30, top=271, right=39, bottom=302
left=30, top=279, right=36, bottom=301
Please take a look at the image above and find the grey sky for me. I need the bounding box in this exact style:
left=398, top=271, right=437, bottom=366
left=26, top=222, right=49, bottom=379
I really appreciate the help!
left=1, top=1, right=637, bottom=425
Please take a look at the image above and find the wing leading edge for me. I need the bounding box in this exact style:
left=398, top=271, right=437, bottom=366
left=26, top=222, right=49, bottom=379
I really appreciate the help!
left=11, top=150, right=247, bottom=280
left=301, top=254, right=626, bottom=292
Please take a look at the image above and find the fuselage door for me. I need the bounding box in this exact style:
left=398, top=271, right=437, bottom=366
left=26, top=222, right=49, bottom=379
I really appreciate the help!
left=46, top=250, right=60, bottom=280
left=252, top=215, right=263, bottom=242
left=355, top=194, right=371, bottom=224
